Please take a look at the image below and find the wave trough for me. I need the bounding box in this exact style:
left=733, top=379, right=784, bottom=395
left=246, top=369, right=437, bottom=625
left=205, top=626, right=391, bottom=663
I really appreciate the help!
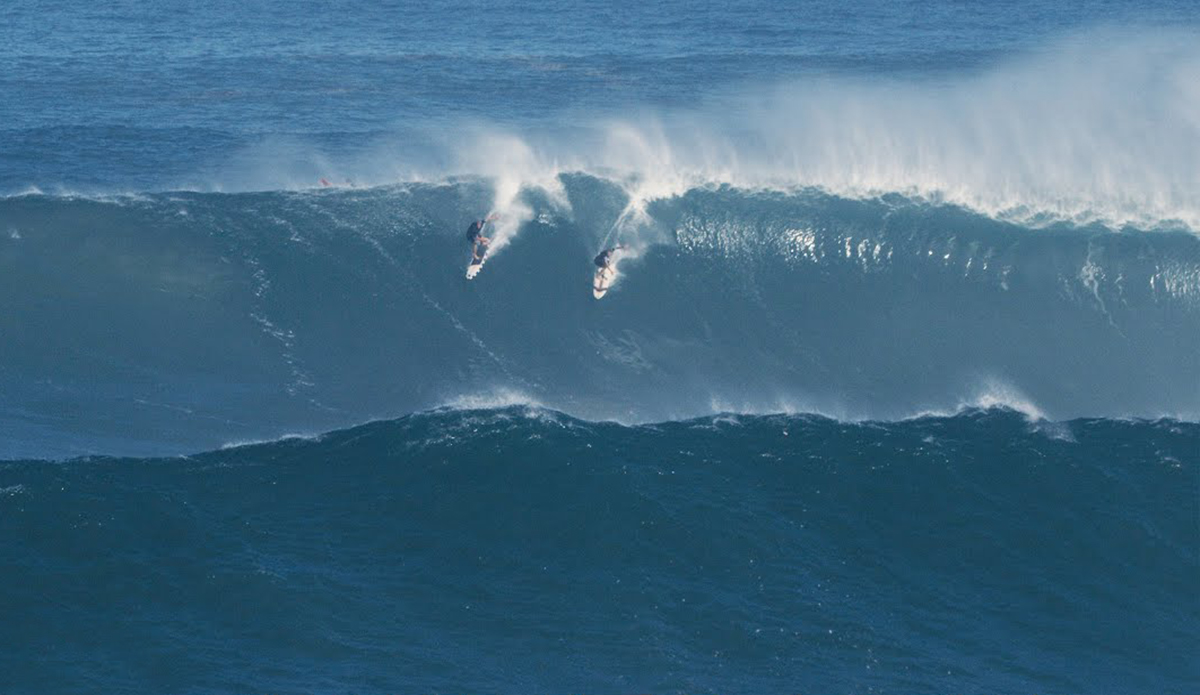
left=2, top=407, right=1196, bottom=693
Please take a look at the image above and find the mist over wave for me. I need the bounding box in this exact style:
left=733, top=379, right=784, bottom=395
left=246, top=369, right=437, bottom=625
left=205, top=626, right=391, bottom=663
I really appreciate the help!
left=91, top=29, right=1192, bottom=233
left=6, top=29, right=1197, bottom=232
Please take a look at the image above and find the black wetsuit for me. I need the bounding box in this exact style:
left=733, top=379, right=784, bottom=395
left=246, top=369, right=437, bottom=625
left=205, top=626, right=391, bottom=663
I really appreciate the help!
left=466, top=220, right=486, bottom=244
left=594, top=249, right=614, bottom=268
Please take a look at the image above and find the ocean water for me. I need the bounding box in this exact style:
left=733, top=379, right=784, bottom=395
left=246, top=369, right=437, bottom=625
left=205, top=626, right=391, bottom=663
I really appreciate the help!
left=2, top=1, right=1198, bottom=693
left=3, top=409, right=1197, bottom=694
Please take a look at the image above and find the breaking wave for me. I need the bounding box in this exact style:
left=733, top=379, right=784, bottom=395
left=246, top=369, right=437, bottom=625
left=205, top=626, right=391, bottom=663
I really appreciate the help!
left=2, top=175, right=1197, bottom=459
left=6, top=31, right=1199, bottom=231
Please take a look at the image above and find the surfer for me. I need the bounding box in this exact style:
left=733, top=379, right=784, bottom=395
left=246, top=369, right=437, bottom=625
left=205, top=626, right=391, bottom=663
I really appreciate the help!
left=467, top=214, right=498, bottom=262
left=594, top=244, right=625, bottom=269
left=591, top=244, right=625, bottom=299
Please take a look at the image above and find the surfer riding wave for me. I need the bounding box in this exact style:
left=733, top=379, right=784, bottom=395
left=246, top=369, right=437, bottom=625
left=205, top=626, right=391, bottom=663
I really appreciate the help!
left=594, top=244, right=625, bottom=269
left=592, top=244, right=625, bottom=299
left=467, top=214, right=498, bottom=262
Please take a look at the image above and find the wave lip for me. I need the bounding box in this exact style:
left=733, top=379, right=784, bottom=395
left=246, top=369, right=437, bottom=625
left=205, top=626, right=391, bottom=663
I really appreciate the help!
left=5, top=31, right=1199, bottom=233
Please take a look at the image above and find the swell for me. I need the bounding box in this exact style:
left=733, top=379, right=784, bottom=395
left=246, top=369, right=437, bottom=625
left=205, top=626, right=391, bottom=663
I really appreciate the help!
left=1, top=179, right=1197, bottom=459
left=1, top=408, right=1197, bottom=693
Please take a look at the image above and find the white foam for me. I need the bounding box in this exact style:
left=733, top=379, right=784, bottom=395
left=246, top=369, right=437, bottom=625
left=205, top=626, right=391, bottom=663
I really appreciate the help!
left=454, top=129, right=567, bottom=256
left=11, top=30, right=1196, bottom=233
left=962, top=385, right=1048, bottom=422
left=901, top=379, right=1049, bottom=422
left=441, top=388, right=545, bottom=412
left=219, top=433, right=321, bottom=450
left=435, top=29, right=1200, bottom=232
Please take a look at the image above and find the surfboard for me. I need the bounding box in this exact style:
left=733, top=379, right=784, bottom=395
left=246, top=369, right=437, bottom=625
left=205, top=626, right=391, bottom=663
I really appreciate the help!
left=593, top=265, right=616, bottom=299
left=466, top=247, right=488, bottom=279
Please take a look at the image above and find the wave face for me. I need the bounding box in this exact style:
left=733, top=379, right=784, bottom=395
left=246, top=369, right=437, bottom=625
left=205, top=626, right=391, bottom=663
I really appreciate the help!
left=1, top=408, right=1196, bottom=693
left=3, top=181, right=1199, bottom=458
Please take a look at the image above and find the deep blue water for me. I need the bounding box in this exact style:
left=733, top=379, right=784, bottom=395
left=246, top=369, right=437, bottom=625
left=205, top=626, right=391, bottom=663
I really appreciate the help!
left=2, top=408, right=1198, bottom=694
left=2, top=1, right=1199, bottom=693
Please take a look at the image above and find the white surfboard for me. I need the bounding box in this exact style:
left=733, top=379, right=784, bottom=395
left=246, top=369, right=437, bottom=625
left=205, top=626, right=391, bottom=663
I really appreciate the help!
left=465, top=218, right=498, bottom=279
left=466, top=246, right=489, bottom=280
left=593, top=265, right=616, bottom=299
